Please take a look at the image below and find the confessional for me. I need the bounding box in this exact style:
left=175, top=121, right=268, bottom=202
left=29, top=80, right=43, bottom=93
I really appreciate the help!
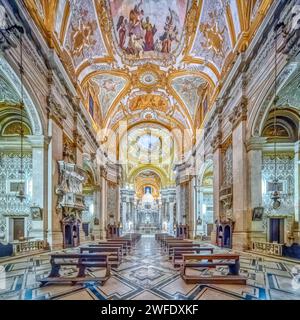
left=216, top=221, right=233, bottom=248
left=106, top=223, right=120, bottom=239
left=176, top=224, right=189, bottom=239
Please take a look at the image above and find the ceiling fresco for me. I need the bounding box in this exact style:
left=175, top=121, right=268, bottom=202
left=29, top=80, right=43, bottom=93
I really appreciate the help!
left=64, top=0, right=107, bottom=68
left=24, top=0, right=273, bottom=131
left=91, top=74, right=128, bottom=118
left=191, top=0, right=232, bottom=71
left=171, top=75, right=206, bottom=118
left=109, top=0, right=190, bottom=65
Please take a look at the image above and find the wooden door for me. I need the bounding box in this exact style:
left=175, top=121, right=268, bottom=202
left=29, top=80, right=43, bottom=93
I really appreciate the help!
left=13, top=218, right=24, bottom=241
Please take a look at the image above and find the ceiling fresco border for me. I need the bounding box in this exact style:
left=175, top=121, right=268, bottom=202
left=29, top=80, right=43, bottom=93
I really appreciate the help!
left=81, top=70, right=131, bottom=122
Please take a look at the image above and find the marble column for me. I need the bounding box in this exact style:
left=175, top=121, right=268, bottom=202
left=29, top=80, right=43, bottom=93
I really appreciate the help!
left=92, top=186, right=101, bottom=240
left=189, top=176, right=196, bottom=239
left=28, top=136, right=45, bottom=240
left=211, top=146, right=222, bottom=245
left=197, top=187, right=205, bottom=236
left=247, top=139, right=265, bottom=243
left=168, top=202, right=174, bottom=234
left=47, top=119, right=64, bottom=249
left=176, top=184, right=181, bottom=223
left=232, top=120, right=250, bottom=250
left=100, top=171, right=107, bottom=239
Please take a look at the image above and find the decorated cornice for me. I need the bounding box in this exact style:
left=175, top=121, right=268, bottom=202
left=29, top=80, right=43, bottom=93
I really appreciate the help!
left=229, top=96, right=248, bottom=129
left=211, top=131, right=222, bottom=152
left=46, top=94, right=67, bottom=126
left=73, top=129, right=86, bottom=151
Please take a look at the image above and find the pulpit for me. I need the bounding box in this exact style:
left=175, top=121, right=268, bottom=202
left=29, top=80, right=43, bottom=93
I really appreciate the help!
left=56, top=161, right=86, bottom=248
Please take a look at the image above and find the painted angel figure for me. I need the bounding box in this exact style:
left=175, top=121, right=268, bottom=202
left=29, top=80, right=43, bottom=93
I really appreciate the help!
left=116, top=16, right=128, bottom=49
left=128, top=0, right=144, bottom=39
left=160, top=8, right=180, bottom=54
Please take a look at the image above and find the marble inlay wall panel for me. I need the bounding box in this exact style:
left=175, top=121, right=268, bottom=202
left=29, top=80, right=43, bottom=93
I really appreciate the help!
left=180, top=182, right=189, bottom=219
left=222, top=145, right=233, bottom=188
left=0, top=152, right=33, bottom=241
left=262, top=153, right=295, bottom=216
left=107, top=182, right=118, bottom=219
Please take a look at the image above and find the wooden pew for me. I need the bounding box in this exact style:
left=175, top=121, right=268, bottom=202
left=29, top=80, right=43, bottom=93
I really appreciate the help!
left=155, top=233, right=169, bottom=241
left=80, top=246, right=122, bottom=267
left=166, top=241, right=195, bottom=255
left=180, top=254, right=247, bottom=284
left=105, top=239, right=132, bottom=252
left=168, top=244, right=206, bottom=257
left=171, top=247, right=214, bottom=267
left=168, top=244, right=213, bottom=258
left=96, top=242, right=126, bottom=255
left=39, top=253, right=111, bottom=287
left=161, top=237, right=186, bottom=248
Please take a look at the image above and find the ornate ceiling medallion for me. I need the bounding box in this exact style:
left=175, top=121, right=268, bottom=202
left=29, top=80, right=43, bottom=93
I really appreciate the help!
left=139, top=71, right=158, bottom=86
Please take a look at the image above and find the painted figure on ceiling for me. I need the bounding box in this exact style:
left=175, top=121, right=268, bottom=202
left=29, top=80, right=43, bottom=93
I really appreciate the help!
left=116, top=16, right=128, bottom=49
left=129, top=1, right=144, bottom=39
left=115, top=1, right=182, bottom=57
left=160, top=8, right=179, bottom=53
left=142, top=16, right=157, bottom=51
left=199, top=11, right=226, bottom=59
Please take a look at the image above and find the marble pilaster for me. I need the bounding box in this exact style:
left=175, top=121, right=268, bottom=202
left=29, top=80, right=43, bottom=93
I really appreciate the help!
left=232, top=120, right=251, bottom=250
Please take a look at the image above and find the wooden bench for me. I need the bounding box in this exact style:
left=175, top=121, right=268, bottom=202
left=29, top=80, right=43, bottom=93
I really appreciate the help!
left=39, top=253, right=111, bottom=287
left=168, top=244, right=209, bottom=258
left=171, top=247, right=214, bottom=267
left=160, top=236, right=178, bottom=247
left=161, top=237, right=186, bottom=248
left=180, top=254, right=247, bottom=284
left=80, top=246, right=122, bottom=267
left=95, top=242, right=126, bottom=255
left=155, top=233, right=169, bottom=241
left=166, top=241, right=195, bottom=255
left=105, top=239, right=132, bottom=252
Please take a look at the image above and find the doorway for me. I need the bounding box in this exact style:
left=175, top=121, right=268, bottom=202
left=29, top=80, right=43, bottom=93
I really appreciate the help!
left=13, top=218, right=25, bottom=241
left=269, top=218, right=284, bottom=244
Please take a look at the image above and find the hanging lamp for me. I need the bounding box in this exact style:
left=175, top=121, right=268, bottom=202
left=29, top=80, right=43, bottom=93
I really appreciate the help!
left=16, top=30, right=26, bottom=202
left=270, top=26, right=280, bottom=210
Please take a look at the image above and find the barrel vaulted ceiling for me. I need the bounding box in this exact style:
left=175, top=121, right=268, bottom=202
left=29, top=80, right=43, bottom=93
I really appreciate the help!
left=24, top=0, right=272, bottom=133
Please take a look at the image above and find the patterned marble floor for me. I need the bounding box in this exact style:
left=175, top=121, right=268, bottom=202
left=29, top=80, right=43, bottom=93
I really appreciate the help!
left=0, top=235, right=300, bottom=300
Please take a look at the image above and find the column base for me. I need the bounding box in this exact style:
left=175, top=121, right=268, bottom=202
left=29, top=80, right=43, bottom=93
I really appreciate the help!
left=210, top=231, right=217, bottom=245
left=47, top=231, right=63, bottom=250
left=91, top=225, right=101, bottom=240
left=232, top=232, right=251, bottom=251
left=80, top=230, right=86, bottom=245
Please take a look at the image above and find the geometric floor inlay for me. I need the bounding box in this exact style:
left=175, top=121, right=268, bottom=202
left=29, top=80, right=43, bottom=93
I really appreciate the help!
left=1, top=235, right=300, bottom=300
